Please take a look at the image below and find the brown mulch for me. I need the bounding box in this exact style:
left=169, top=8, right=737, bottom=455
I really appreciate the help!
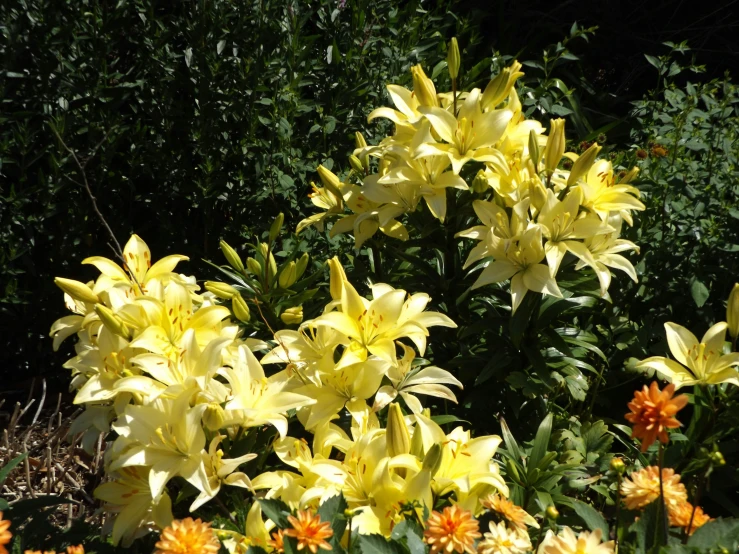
left=1, top=378, right=104, bottom=529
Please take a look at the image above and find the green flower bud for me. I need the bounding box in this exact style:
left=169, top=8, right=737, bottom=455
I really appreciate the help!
left=295, top=253, right=309, bottom=280
left=619, top=166, right=640, bottom=184
left=422, top=443, right=443, bottom=475
left=528, top=129, right=541, bottom=172
left=278, top=261, right=298, bottom=289
left=205, top=281, right=238, bottom=299
left=447, top=37, right=460, bottom=80
left=269, top=212, right=284, bottom=243
left=710, top=451, right=726, bottom=466
left=95, top=304, right=129, bottom=339
left=543, top=118, right=566, bottom=177
left=386, top=404, right=411, bottom=457
left=545, top=505, right=559, bottom=521
left=246, top=257, right=262, bottom=277
left=349, top=154, right=364, bottom=174
left=728, top=284, right=739, bottom=340
left=610, top=457, right=626, bottom=475
left=567, top=142, right=602, bottom=186
left=220, top=240, right=244, bottom=274
left=54, top=277, right=100, bottom=305
left=232, top=293, right=251, bottom=323
left=411, top=64, right=437, bottom=107
left=280, top=306, right=303, bottom=325
left=202, top=403, right=226, bottom=431
left=472, top=170, right=489, bottom=193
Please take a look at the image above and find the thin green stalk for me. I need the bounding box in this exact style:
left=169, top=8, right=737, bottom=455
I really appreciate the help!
left=658, top=443, right=668, bottom=546
left=614, top=473, right=622, bottom=553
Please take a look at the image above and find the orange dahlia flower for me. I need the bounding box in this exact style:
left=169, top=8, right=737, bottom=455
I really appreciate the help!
left=284, top=510, right=333, bottom=553
left=668, top=502, right=712, bottom=535
left=423, top=505, right=481, bottom=554
left=625, top=381, right=688, bottom=451
left=154, top=517, right=220, bottom=554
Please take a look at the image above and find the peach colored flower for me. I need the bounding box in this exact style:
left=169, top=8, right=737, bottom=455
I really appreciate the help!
left=154, top=518, right=220, bottom=554
left=620, top=466, right=687, bottom=511
left=424, top=505, right=481, bottom=554
left=285, top=510, right=333, bottom=553
left=268, top=529, right=286, bottom=553
left=625, top=381, right=687, bottom=451
left=668, top=502, right=712, bottom=535
left=0, top=513, right=11, bottom=554
left=481, top=494, right=538, bottom=529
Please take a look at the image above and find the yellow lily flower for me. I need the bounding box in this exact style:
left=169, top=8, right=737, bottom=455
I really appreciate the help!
left=416, top=88, right=513, bottom=174
left=576, top=159, right=645, bottom=223
left=94, top=466, right=173, bottom=546
left=220, top=345, right=315, bottom=437
left=536, top=188, right=611, bottom=276
left=108, top=393, right=208, bottom=498
left=373, top=344, right=462, bottom=413
left=636, top=322, right=739, bottom=388
left=471, top=226, right=562, bottom=312
left=576, top=216, right=639, bottom=296
left=83, top=234, right=188, bottom=297
left=189, top=435, right=257, bottom=511
left=312, top=278, right=455, bottom=367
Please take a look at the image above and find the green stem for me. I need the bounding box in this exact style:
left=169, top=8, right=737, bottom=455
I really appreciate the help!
left=614, top=473, right=622, bottom=553
left=370, top=241, right=383, bottom=281
left=658, top=443, right=668, bottom=546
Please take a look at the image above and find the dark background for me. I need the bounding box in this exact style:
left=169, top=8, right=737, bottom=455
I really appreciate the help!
left=1, top=0, right=737, bottom=398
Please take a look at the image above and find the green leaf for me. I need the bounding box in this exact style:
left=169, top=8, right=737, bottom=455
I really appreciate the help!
left=687, top=518, right=739, bottom=550
left=500, top=418, right=523, bottom=462
left=690, top=279, right=709, bottom=307
left=391, top=520, right=425, bottom=554
left=529, top=413, right=553, bottom=471
left=258, top=498, right=291, bottom=528
left=318, top=495, right=348, bottom=549
left=572, top=499, right=609, bottom=538
left=357, top=534, right=403, bottom=554
left=0, top=453, right=27, bottom=485
left=430, top=414, right=470, bottom=426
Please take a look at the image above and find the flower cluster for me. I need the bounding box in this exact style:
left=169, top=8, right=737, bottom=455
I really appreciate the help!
left=51, top=236, right=511, bottom=547
left=298, top=61, right=644, bottom=311
left=51, top=235, right=315, bottom=545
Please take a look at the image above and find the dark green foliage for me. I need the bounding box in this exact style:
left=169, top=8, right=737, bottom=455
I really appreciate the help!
left=0, top=0, right=470, bottom=386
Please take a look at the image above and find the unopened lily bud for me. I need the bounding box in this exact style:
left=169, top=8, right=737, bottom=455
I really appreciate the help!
left=269, top=213, right=284, bottom=243
left=386, top=404, right=411, bottom=457
left=355, top=132, right=369, bottom=170
left=257, top=242, right=269, bottom=260
left=95, top=304, right=129, bottom=338
left=727, top=284, right=739, bottom=340
left=422, top=443, right=443, bottom=475
left=411, top=64, right=437, bottom=107
left=54, top=277, right=99, bottom=305
left=232, top=293, right=251, bottom=323
left=267, top=252, right=277, bottom=280
left=205, top=281, right=238, bottom=299
left=280, top=306, right=303, bottom=325
left=530, top=180, right=547, bottom=212
left=349, top=154, right=364, bottom=173
left=202, top=403, right=226, bottom=431
left=278, top=261, right=298, bottom=289
left=619, top=166, right=640, bottom=184
left=567, top=143, right=602, bottom=186
left=316, top=165, right=343, bottom=198
left=710, top=451, right=726, bottom=466
left=545, top=506, right=559, bottom=521
left=246, top=257, right=262, bottom=276
left=543, top=118, right=566, bottom=177
left=610, top=457, right=626, bottom=475
left=447, top=38, right=460, bottom=80
left=410, top=425, right=424, bottom=457
left=472, top=170, right=489, bottom=193
left=481, top=60, right=524, bottom=110
left=327, top=257, right=347, bottom=300
left=220, top=240, right=244, bottom=274
left=528, top=129, right=541, bottom=171
left=295, top=253, right=309, bottom=279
